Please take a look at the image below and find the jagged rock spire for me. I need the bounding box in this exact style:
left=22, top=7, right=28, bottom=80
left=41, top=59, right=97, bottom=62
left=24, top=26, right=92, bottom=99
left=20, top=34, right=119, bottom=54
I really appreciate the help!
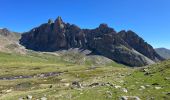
left=48, top=19, right=54, bottom=24
left=99, top=23, right=108, bottom=28
left=54, top=16, right=64, bottom=29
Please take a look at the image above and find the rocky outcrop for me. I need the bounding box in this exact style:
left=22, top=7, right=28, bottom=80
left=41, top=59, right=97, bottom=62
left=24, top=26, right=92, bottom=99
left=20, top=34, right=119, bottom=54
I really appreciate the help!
left=19, top=17, right=164, bottom=66
left=118, top=30, right=164, bottom=61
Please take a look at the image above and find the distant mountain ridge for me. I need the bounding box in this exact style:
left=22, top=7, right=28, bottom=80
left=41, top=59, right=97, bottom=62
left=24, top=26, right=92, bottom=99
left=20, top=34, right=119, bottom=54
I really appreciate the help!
left=155, top=48, right=170, bottom=59
left=0, top=28, right=26, bottom=54
left=19, top=17, right=164, bottom=66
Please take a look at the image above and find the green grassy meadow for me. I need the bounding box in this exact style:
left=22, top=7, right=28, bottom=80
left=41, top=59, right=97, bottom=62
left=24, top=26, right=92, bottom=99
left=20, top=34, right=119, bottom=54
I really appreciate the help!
left=0, top=52, right=169, bottom=100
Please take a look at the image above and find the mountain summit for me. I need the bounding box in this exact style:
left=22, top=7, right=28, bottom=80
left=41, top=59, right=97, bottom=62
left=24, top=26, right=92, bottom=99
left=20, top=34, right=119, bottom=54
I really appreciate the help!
left=20, top=17, right=164, bottom=67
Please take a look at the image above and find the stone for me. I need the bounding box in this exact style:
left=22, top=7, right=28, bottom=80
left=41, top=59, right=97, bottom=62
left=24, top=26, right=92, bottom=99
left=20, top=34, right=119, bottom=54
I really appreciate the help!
left=106, top=91, right=112, bottom=98
left=165, top=77, right=170, bottom=80
left=155, top=87, right=162, bottom=89
left=49, top=85, right=53, bottom=88
left=6, top=89, right=12, bottom=93
left=18, top=97, right=24, bottom=100
left=80, top=92, right=83, bottom=95
left=143, top=68, right=149, bottom=72
left=64, top=83, right=70, bottom=87
left=140, top=86, right=145, bottom=89
left=145, top=85, right=150, bottom=88
left=105, top=82, right=114, bottom=87
left=106, top=91, right=112, bottom=95
left=40, top=97, right=47, bottom=100
left=122, top=88, right=128, bottom=93
left=89, top=82, right=100, bottom=87
left=120, top=96, right=141, bottom=100
left=72, top=81, right=82, bottom=88
left=26, top=95, right=33, bottom=99
left=114, top=85, right=121, bottom=88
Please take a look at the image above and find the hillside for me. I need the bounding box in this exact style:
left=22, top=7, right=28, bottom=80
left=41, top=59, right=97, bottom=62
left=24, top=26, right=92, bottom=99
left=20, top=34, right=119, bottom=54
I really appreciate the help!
left=0, top=28, right=26, bottom=54
left=155, top=48, right=170, bottom=59
left=0, top=52, right=169, bottom=100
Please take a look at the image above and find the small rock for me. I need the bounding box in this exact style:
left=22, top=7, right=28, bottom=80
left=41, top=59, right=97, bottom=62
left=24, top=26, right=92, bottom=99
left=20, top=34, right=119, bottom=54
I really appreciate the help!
left=122, top=88, right=128, bottom=93
left=114, top=85, right=121, bottom=88
left=164, top=77, right=170, bottom=80
left=89, top=82, right=100, bottom=87
left=120, top=96, right=140, bottom=100
left=6, top=89, right=12, bottom=93
left=64, top=83, right=70, bottom=87
left=72, top=81, right=82, bottom=88
left=150, top=97, right=155, bottom=100
left=155, top=87, right=162, bottom=89
left=135, top=82, right=139, bottom=84
left=143, top=68, right=149, bottom=72
left=18, top=97, right=24, bottom=100
left=106, top=91, right=112, bottom=95
left=27, top=95, right=32, bottom=99
left=145, top=85, right=150, bottom=88
left=105, top=82, right=114, bottom=87
left=40, top=97, right=47, bottom=100
left=80, top=92, right=83, bottom=95
left=106, top=91, right=112, bottom=98
left=49, top=85, right=53, bottom=88
left=140, top=86, right=145, bottom=89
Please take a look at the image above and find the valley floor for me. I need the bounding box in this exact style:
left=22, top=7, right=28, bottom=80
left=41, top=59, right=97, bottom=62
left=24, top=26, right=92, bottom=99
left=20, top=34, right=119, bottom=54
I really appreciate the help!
left=0, top=52, right=169, bottom=100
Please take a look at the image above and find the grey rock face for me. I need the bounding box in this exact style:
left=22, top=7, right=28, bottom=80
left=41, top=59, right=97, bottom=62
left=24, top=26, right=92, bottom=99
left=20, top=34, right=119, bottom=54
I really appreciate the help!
left=20, top=17, right=164, bottom=67
left=118, top=30, right=164, bottom=61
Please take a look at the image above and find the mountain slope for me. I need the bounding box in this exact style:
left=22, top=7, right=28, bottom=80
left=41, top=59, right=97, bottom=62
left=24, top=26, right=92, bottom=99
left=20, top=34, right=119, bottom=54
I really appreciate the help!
left=19, top=17, right=164, bottom=66
left=155, top=48, right=170, bottom=59
left=118, top=30, right=164, bottom=62
left=0, top=28, right=26, bottom=54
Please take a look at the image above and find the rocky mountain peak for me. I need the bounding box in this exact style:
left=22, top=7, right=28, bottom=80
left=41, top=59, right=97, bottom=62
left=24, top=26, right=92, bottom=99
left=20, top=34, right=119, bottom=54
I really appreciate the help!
left=97, top=24, right=116, bottom=34
left=20, top=17, right=164, bottom=67
left=48, top=19, right=54, bottom=24
left=99, top=23, right=108, bottom=28
left=54, top=16, right=64, bottom=28
left=0, top=28, right=11, bottom=36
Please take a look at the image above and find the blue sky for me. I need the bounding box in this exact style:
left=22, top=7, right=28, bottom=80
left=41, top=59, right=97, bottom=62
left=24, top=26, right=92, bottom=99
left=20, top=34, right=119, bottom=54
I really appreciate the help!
left=0, top=0, right=170, bottom=49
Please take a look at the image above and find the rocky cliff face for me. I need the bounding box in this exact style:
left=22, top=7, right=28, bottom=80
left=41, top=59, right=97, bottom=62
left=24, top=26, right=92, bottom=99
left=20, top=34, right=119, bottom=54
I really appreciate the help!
left=20, top=17, right=164, bottom=66
left=118, top=30, right=164, bottom=62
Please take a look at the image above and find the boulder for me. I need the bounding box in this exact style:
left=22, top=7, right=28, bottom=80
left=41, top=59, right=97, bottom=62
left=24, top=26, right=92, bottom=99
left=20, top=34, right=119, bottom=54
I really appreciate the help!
left=120, top=96, right=140, bottom=100
left=71, top=81, right=82, bottom=88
